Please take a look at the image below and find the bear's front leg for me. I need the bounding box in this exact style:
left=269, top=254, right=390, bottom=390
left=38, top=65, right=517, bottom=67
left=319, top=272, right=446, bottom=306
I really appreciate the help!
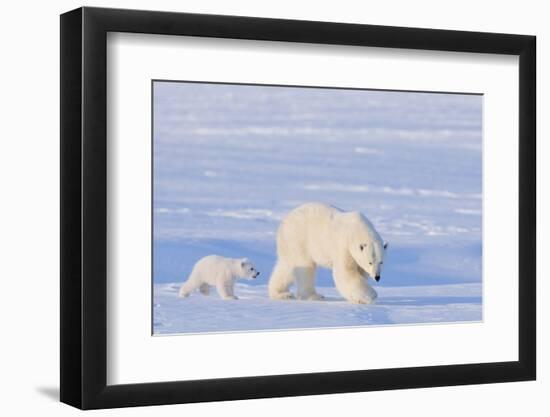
left=215, top=279, right=238, bottom=300
left=333, top=266, right=377, bottom=304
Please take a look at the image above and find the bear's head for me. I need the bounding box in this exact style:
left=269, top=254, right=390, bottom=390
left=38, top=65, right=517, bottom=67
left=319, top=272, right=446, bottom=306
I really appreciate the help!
left=238, top=258, right=260, bottom=280
left=346, top=212, right=388, bottom=282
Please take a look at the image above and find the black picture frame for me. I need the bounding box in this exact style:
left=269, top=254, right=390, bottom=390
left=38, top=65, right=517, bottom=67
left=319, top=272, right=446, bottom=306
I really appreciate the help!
left=60, top=6, right=536, bottom=410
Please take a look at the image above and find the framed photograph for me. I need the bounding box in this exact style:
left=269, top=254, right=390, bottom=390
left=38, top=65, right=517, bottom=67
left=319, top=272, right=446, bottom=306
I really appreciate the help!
left=60, top=6, right=536, bottom=409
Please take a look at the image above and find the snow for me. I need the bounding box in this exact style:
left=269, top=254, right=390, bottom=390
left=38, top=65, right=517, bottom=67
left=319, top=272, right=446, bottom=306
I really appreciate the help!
left=153, top=82, right=482, bottom=334
left=153, top=282, right=482, bottom=334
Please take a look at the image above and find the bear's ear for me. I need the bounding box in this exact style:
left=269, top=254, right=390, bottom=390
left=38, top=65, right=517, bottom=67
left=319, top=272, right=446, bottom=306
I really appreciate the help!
left=241, top=258, right=249, bottom=267
left=383, top=242, right=388, bottom=250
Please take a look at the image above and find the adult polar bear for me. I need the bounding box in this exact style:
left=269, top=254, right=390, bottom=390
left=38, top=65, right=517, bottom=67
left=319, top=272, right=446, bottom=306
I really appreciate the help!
left=269, top=203, right=387, bottom=304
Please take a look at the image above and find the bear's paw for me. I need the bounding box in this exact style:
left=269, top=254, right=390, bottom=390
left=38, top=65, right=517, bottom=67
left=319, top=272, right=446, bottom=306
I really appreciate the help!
left=349, top=295, right=376, bottom=305
left=303, top=293, right=325, bottom=301
left=272, top=291, right=296, bottom=300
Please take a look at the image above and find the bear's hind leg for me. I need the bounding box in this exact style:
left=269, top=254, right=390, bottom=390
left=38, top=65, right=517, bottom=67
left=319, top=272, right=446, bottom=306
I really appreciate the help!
left=295, top=265, right=324, bottom=301
left=268, top=261, right=296, bottom=300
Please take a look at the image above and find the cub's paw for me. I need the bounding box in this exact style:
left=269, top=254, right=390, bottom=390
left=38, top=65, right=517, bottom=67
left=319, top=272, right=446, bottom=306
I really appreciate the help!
left=223, top=295, right=239, bottom=300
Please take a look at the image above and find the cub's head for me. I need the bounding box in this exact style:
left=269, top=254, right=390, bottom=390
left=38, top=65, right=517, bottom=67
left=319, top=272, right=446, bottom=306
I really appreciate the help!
left=346, top=212, right=388, bottom=282
left=238, top=258, right=260, bottom=280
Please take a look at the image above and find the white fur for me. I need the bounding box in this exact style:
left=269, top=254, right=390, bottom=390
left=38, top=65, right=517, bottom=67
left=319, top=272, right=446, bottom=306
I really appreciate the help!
left=179, top=255, right=259, bottom=300
left=268, top=203, right=387, bottom=304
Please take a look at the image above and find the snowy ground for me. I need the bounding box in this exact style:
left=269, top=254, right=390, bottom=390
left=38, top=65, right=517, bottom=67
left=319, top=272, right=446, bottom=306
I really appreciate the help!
left=153, top=282, right=482, bottom=334
left=153, top=82, right=482, bottom=334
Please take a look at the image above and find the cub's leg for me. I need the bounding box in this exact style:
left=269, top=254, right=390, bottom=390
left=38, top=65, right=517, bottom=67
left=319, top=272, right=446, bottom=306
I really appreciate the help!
left=215, top=279, right=238, bottom=300
left=178, top=278, right=200, bottom=298
left=268, top=261, right=296, bottom=300
left=199, top=284, right=210, bottom=295
left=295, top=265, right=324, bottom=301
left=333, top=266, right=377, bottom=304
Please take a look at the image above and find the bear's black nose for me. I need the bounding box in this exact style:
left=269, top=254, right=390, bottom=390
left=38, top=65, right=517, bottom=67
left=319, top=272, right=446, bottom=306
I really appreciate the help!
left=374, top=275, right=380, bottom=282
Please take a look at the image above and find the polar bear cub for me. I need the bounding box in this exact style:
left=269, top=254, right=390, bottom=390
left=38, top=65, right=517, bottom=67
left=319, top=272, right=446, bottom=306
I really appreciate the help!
left=179, top=255, right=260, bottom=300
left=269, top=202, right=387, bottom=304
